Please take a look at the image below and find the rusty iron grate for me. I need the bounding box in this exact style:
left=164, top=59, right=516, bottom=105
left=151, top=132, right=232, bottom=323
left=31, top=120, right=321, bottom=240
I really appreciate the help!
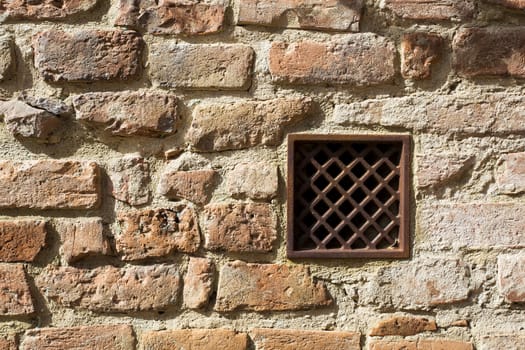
left=287, top=134, right=410, bottom=258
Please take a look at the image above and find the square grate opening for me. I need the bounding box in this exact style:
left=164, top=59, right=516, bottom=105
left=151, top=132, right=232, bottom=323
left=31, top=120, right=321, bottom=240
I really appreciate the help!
left=287, top=134, right=410, bottom=259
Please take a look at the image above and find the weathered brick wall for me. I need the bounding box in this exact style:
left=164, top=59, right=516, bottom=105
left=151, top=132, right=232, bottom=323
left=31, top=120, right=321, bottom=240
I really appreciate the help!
left=0, top=0, right=524, bottom=349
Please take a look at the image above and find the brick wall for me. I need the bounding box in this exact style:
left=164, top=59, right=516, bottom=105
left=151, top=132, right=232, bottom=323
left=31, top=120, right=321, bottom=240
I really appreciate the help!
left=0, top=0, right=524, bottom=349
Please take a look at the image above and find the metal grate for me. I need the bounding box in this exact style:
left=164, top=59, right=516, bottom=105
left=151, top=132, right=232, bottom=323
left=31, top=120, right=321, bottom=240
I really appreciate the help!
left=287, top=134, right=410, bottom=258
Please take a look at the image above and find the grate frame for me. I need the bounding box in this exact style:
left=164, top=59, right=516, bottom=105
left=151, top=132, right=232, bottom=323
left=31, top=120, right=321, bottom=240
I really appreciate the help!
left=287, top=134, right=410, bottom=259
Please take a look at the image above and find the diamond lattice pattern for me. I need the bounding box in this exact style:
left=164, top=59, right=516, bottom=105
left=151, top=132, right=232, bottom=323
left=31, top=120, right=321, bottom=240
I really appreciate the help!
left=293, top=141, right=403, bottom=252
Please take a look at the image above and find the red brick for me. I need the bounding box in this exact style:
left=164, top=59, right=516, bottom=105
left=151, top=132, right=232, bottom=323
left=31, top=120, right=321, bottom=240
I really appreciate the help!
left=495, top=153, right=525, bottom=194
left=417, top=154, right=474, bottom=189
left=0, top=100, right=62, bottom=143
left=0, top=220, right=46, bottom=262
left=1, top=0, right=98, bottom=19
left=498, top=254, right=525, bottom=303
left=33, top=30, right=143, bottom=82
left=238, top=0, right=362, bottom=31
left=418, top=339, right=473, bottom=350
left=383, top=0, right=475, bottom=21
left=332, top=93, right=525, bottom=135
left=183, top=257, right=215, bottom=309
left=149, top=43, right=254, bottom=90
left=141, top=329, right=248, bottom=350
left=116, top=0, right=225, bottom=35
left=269, top=36, right=395, bottom=86
left=0, top=160, right=100, bottom=209
left=215, top=261, right=332, bottom=312
left=107, top=155, right=151, bottom=206
left=370, top=339, right=472, bottom=350
left=479, top=335, right=525, bottom=350
left=0, top=264, right=34, bottom=316
left=186, top=98, right=314, bottom=151
left=449, top=320, right=469, bottom=327
left=203, top=203, right=277, bottom=253
left=18, top=93, right=72, bottom=117
left=369, top=340, right=417, bottom=350
left=37, top=264, right=180, bottom=312
left=158, top=169, right=217, bottom=205
left=420, top=203, right=525, bottom=250
left=0, top=336, right=15, bottom=350
left=116, top=208, right=200, bottom=261
left=401, top=33, right=443, bottom=80
left=20, top=325, right=134, bottom=350
left=56, top=218, right=110, bottom=263
left=453, top=27, right=525, bottom=78
left=251, top=329, right=360, bottom=350
left=376, top=258, right=470, bottom=309
left=487, top=0, right=525, bottom=9
left=73, top=91, right=179, bottom=137
left=0, top=36, right=14, bottom=82
left=225, top=162, right=279, bottom=200
left=370, top=316, right=437, bottom=336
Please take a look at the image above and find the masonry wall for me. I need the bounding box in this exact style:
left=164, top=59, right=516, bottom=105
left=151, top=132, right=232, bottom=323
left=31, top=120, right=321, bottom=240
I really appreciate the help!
left=0, top=0, right=525, bottom=349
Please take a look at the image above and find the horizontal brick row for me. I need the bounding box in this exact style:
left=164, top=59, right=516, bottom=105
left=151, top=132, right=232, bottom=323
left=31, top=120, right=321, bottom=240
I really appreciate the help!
left=5, top=0, right=525, bottom=29
left=1, top=96, right=315, bottom=147
left=332, top=92, right=525, bottom=135
left=8, top=89, right=525, bottom=149
left=0, top=0, right=490, bottom=27
left=6, top=90, right=525, bottom=149
left=2, top=28, right=525, bottom=93
left=5, top=325, right=491, bottom=349
left=0, top=151, right=280, bottom=204
left=5, top=252, right=522, bottom=317
left=8, top=323, right=525, bottom=349
left=12, top=254, right=513, bottom=315
left=3, top=160, right=525, bottom=258
left=0, top=208, right=277, bottom=260
left=2, top=27, right=521, bottom=89
left=0, top=261, right=329, bottom=314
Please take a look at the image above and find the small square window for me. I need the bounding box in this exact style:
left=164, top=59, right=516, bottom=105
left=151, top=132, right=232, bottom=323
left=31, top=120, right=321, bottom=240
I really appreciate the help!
left=287, top=134, right=410, bottom=259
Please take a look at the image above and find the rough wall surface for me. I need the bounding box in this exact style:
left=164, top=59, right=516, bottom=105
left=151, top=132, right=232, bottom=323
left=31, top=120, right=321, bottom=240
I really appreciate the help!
left=0, top=0, right=524, bottom=349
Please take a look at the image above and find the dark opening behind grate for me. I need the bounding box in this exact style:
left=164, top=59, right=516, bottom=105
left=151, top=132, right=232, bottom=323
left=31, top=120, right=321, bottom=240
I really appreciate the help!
left=287, top=134, right=410, bottom=258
